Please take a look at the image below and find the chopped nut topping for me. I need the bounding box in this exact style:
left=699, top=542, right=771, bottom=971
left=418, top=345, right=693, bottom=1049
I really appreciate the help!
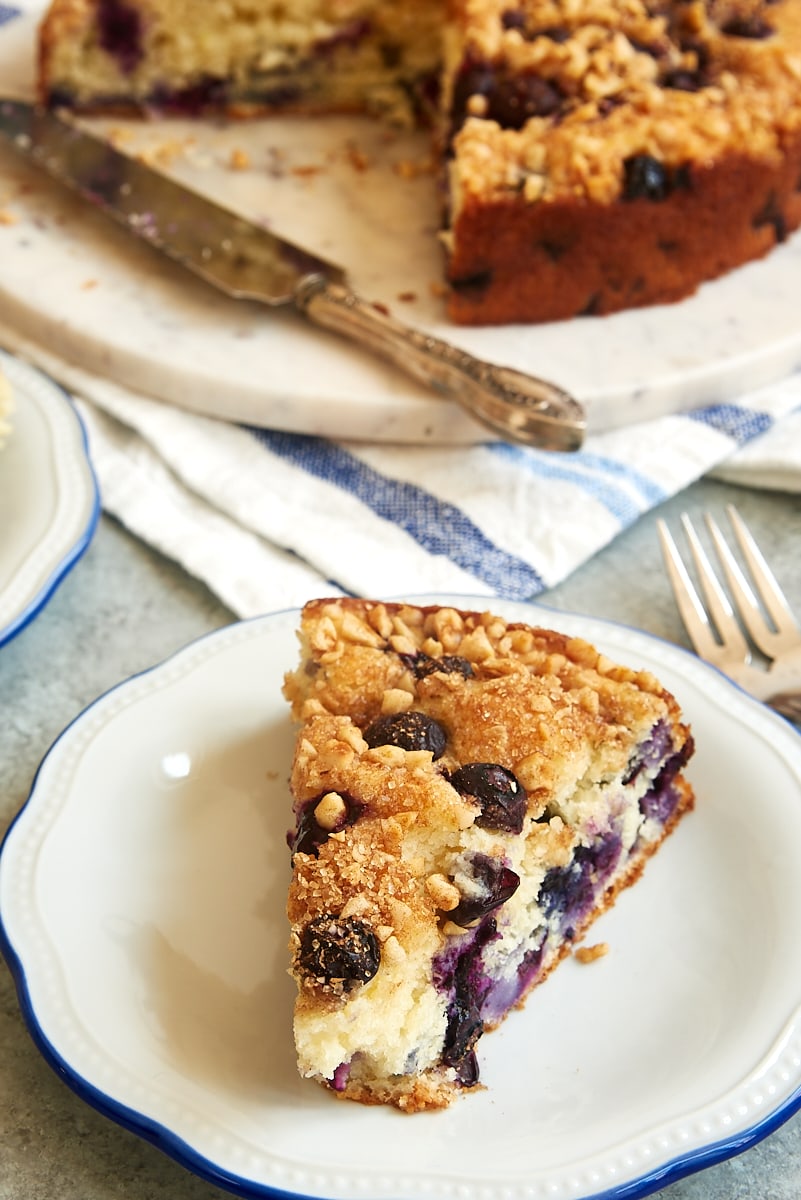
left=425, top=873, right=462, bottom=911
left=314, top=791, right=348, bottom=831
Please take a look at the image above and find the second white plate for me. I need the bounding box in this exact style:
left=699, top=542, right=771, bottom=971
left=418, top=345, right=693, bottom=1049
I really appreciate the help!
left=0, top=349, right=99, bottom=646
left=2, top=599, right=801, bottom=1200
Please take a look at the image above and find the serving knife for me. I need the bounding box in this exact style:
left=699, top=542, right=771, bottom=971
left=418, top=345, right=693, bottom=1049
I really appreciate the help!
left=0, top=98, right=585, bottom=451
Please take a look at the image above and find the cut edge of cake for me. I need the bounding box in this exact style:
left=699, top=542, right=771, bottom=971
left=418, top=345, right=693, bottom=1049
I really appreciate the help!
left=282, top=597, right=695, bottom=1111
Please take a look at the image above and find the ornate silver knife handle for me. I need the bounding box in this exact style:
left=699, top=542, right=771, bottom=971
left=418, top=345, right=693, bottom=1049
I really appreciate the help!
left=295, top=277, right=585, bottom=452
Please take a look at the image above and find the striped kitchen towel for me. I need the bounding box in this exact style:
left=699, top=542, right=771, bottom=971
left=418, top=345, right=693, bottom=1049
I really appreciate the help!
left=2, top=323, right=799, bottom=619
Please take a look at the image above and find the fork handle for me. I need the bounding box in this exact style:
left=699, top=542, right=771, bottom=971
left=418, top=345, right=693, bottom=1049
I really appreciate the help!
left=769, top=691, right=801, bottom=725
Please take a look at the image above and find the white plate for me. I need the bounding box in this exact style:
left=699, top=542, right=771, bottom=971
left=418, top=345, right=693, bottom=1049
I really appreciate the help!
left=2, top=5, right=801, bottom=442
left=0, top=349, right=99, bottom=647
left=2, top=599, right=801, bottom=1200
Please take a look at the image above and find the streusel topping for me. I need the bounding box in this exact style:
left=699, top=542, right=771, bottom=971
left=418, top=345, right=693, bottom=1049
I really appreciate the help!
left=446, top=0, right=801, bottom=203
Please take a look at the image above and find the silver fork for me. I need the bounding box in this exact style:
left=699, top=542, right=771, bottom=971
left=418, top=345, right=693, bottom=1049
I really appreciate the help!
left=658, top=505, right=801, bottom=724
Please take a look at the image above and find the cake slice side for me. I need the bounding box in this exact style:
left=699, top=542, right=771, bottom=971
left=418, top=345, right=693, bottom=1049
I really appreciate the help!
left=38, top=0, right=443, bottom=120
left=283, top=598, right=695, bottom=1111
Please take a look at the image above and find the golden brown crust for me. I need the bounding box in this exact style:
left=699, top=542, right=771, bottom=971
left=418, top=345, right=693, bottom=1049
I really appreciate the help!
left=446, top=128, right=801, bottom=323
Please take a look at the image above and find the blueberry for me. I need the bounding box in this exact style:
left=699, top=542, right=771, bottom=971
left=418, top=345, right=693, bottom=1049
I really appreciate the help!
left=297, top=915, right=380, bottom=993
left=442, top=994, right=484, bottom=1066
left=486, top=74, right=563, bottom=128
left=500, top=9, right=526, bottom=30
left=662, top=68, right=704, bottom=91
left=401, top=652, right=475, bottom=680
left=623, top=154, right=670, bottom=201
left=449, top=856, right=521, bottom=926
left=722, top=17, right=773, bottom=39
left=753, top=191, right=787, bottom=242
left=434, top=919, right=498, bottom=1082
left=98, top=0, right=144, bottom=74
left=363, top=711, right=447, bottom=759
left=288, top=791, right=363, bottom=858
left=448, top=268, right=493, bottom=295
left=449, top=763, right=527, bottom=833
left=450, top=57, right=563, bottom=135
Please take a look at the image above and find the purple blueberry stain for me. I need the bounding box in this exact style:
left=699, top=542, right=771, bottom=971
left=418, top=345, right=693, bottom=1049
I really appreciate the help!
left=623, top=719, right=672, bottom=785
left=330, top=1060, right=351, bottom=1091
left=435, top=918, right=499, bottom=1078
left=639, top=733, right=694, bottom=824
left=98, top=0, right=144, bottom=74
left=149, top=77, right=231, bottom=115
left=539, top=832, right=622, bottom=938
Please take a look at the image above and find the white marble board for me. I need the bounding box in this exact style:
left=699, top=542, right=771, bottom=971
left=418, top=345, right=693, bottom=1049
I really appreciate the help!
left=2, top=2, right=801, bottom=443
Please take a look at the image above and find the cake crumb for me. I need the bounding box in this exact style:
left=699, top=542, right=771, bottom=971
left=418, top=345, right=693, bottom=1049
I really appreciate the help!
left=394, top=156, right=436, bottom=180
left=345, top=141, right=371, bottom=171
left=575, top=942, right=609, bottom=964
left=229, top=147, right=251, bottom=170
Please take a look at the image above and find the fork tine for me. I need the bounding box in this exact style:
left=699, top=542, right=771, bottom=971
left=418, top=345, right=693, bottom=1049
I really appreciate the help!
left=704, top=510, right=776, bottom=660
left=679, top=513, right=753, bottom=662
left=723, top=505, right=801, bottom=654
left=656, top=517, right=738, bottom=667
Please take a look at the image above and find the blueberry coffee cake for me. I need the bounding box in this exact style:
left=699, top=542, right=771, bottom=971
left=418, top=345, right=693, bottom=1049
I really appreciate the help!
left=38, top=1, right=801, bottom=323
left=282, top=598, right=695, bottom=1110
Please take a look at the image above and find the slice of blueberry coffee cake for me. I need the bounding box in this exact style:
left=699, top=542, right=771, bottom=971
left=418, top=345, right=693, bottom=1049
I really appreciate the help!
left=282, top=598, right=695, bottom=1111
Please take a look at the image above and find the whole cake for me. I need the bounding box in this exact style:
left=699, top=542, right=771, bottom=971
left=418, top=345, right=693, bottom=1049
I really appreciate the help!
left=38, top=0, right=801, bottom=322
left=282, top=598, right=695, bottom=1110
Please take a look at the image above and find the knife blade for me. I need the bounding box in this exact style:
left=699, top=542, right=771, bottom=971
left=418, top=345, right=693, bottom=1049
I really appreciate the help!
left=0, top=98, right=585, bottom=450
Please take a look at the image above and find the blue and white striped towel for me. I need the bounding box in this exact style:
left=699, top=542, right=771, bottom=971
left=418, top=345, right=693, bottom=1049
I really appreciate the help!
left=3, top=323, right=800, bottom=618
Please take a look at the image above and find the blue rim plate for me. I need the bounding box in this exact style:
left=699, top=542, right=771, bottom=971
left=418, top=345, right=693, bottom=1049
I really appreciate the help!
left=0, top=348, right=100, bottom=647
left=1, top=599, right=801, bottom=1200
